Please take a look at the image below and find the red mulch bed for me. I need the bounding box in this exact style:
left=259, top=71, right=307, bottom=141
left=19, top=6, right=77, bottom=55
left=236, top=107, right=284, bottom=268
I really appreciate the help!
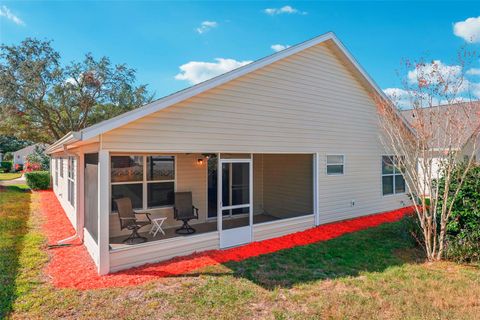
left=38, top=190, right=413, bottom=290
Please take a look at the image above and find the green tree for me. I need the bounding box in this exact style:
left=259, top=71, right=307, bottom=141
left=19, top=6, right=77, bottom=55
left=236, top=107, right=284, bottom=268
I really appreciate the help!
left=0, top=38, right=153, bottom=143
left=0, top=135, right=32, bottom=153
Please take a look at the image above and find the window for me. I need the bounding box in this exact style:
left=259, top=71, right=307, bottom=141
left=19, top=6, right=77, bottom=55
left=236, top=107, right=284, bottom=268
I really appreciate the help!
left=326, top=155, right=344, bottom=175
left=54, top=158, right=58, bottom=186
left=59, top=158, right=64, bottom=178
left=111, top=155, right=175, bottom=212
left=382, top=156, right=405, bottom=195
left=67, top=157, right=75, bottom=206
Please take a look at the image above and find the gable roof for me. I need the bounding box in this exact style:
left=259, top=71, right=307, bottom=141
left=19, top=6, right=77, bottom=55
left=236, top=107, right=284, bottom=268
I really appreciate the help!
left=46, top=31, right=409, bottom=154
left=13, top=143, right=49, bottom=155
left=400, top=101, right=480, bottom=149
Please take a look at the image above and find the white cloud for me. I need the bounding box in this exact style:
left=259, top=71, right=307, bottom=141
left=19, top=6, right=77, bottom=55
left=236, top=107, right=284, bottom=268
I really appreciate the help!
left=467, top=68, right=480, bottom=76
left=264, top=5, right=307, bottom=15
left=0, top=5, right=24, bottom=25
left=407, top=60, right=462, bottom=85
left=383, top=88, right=413, bottom=108
left=175, top=58, right=252, bottom=84
left=453, top=16, right=480, bottom=43
left=406, top=60, right=480, bottom=98
left=383, top=87, right=471, bottom=108
left=270, top=44, right=290, bottom=52
left=467, top=81, right=480, bottom=98
left=196, top=21, right=218, bottom=34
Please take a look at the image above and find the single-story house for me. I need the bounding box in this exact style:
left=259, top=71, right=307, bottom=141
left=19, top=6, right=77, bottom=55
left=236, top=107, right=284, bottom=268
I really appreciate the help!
left=46, top=32, right=411, bottom=275
left=13, top=143, right=49, bottom=168
left=401, top=102, right=480, bottom=195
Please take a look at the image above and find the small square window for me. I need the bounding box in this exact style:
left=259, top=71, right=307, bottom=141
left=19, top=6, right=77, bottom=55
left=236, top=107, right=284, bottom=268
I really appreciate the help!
left=327, top=155, right=344, bottom=175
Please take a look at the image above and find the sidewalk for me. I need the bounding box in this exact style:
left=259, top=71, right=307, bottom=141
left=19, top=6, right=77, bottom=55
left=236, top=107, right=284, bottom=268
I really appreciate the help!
left=0, top=174, right=27, bottom=186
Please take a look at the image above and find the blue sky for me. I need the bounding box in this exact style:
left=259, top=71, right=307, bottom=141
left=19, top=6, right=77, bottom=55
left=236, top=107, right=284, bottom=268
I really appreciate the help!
left=1, top=1, right=479, bottom=99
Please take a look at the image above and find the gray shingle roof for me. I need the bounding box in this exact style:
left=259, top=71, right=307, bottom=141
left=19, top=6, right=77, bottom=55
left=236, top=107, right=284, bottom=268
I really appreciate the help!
left=400, top=101, right=480, bottom=149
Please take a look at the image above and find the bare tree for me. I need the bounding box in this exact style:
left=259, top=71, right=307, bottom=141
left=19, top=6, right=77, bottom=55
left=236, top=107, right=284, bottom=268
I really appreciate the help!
left=375, top=49, right=480, bottom=261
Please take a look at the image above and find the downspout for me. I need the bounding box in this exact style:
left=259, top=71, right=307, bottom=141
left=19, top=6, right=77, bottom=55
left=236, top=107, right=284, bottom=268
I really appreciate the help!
left=56, top=144, right=82, bottom=245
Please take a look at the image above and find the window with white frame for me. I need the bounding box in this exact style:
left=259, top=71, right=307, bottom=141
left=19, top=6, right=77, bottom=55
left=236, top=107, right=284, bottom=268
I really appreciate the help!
left=59, top=158, right=64, bottom=178
left=55, top=158, right=58, bottom=186
left=382, top=155, right=405, bottom=195
left=326, top=155, right=344, bottom=175
left=67, top=157, right=75, bottom=206
left=110, top=155, right=175, bottom=212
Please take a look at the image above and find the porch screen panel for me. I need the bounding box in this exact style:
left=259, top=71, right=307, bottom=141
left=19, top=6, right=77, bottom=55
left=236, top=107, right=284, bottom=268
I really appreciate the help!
left=84, top=153, right=99, bottom=243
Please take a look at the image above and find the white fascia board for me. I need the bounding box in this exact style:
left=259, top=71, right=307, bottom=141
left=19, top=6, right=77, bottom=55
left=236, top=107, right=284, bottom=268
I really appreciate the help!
left=46, top=132, right=81, bottom=154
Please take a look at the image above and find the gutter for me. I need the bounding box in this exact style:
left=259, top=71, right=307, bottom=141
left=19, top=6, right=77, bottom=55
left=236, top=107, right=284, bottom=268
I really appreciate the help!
left=45, top=131, right=82, bottom=155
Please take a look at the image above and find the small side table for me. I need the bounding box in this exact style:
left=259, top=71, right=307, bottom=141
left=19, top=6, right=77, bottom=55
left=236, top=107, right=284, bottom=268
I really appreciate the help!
left=149, top=217, right=167, bottom=237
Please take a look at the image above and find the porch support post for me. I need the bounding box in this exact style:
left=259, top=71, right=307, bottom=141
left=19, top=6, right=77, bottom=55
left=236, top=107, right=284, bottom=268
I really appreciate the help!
left=314, top=153, right=320, bottom=226
left=77, top=150, right=85, bottom=240
left=249, top=153, right=253, bottom=239
left=217, top=153, right=222, bottom=238
left=97, top=149, right=110, bottom=275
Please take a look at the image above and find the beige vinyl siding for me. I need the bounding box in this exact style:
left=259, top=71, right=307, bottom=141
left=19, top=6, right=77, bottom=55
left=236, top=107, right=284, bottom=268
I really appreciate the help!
left=262, top=154, right=313, bottom=218
left=101, top=41, right=408, bottom=229
left=101, top=43, right=380, bottom=152
left=110, top=232, right=219, bottom=272
left=317, top=154, right=409, bottom=224
left=253, top=215, right=315, bottom=242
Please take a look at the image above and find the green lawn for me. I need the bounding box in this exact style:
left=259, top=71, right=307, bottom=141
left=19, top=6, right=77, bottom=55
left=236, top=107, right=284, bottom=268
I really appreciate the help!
left=1, top=186, right=480, bottom=319
left=0, top=172, right=22, bottom=181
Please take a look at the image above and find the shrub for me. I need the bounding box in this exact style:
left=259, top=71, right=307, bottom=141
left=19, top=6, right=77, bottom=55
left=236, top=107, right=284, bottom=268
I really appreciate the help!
left=26, top=145, right=49, bottom=170
left=437, top=164, right=480, bottom=263
left=24, top=161, right=42, bottom=172
left=25, top=171, right=50, bottom=190
left=14, top=163, right=23, bottom=172
left=3, top=152, right=13, bottom=161
left=1, top=161, right=13, bottom=173
left=445, top=234, right=480, bottom=263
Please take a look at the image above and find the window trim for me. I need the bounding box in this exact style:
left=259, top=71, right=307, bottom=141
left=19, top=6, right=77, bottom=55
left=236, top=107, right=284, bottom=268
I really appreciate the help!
left=54, top=158, right=58, bottom=186
left=381, top=155, right=406, bottom=196
left=326, top=154, right=345, bottom=176
left=67, top=156, right=75, bottom=207
left=59, top=157, right=64, bottom=178
left=110, top=154, right=177, bottom=213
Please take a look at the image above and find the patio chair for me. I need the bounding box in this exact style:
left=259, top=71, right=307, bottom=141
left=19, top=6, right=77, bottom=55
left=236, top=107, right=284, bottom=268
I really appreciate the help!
left=114, top=197, right=152, bottom=245
left=174, top=192, right=199, bottom=234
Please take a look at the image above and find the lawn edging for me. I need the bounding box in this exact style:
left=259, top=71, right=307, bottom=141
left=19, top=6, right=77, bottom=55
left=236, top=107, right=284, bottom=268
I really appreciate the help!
left=37, top=188, right=414, bottom=290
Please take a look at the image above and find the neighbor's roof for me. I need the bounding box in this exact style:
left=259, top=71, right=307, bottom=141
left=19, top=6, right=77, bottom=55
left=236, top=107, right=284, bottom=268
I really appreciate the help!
left=400, top=101, right=480, bottom=149
left=13, top=143, right=50, bottom=154
left=46, top=31, right=410, bottom=154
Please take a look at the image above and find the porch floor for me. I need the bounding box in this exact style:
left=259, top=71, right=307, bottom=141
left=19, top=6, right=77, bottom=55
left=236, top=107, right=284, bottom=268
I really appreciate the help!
left=109, top=213, right=280, bottom=250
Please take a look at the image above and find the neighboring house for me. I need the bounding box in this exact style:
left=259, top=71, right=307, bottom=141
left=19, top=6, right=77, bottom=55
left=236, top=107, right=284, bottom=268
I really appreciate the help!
left=401, top=102, right=480, bottom=195
left=46, top=32, right=411, bottom=275
left=13, top=143, right=49, bottom=168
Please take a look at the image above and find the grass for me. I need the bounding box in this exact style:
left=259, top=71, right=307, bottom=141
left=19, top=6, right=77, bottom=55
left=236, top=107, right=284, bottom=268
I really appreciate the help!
left=2, top=187, right=480, bottom=319
left=0, top=172, right=22, bottom=181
